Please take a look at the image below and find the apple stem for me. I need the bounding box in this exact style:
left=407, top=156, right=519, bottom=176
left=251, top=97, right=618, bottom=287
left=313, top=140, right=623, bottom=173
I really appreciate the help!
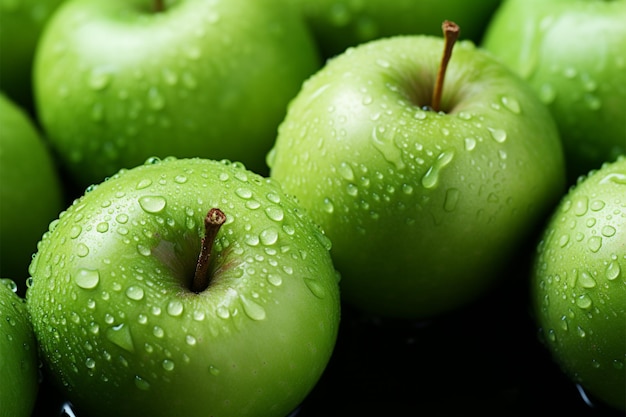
left=192, top=208, right=227, bottom=293
left=431, top=20, right=460, bottom=113
left=154, top=0, right=165, bottom=13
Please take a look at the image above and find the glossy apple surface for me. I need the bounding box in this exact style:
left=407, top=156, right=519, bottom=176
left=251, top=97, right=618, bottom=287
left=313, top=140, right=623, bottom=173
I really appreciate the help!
left=26, top=157, right=341, bottom=417
left=33, top=0, right=321, bottom=188
left=0, top=93, right=64, bottom=293
left=0, top=279, right=39, bottom=417
left=482, top=0, right=626, bottom=182
left=287, top=0, right=501, bottom=58
left=268, top=35, right=566, bottom=319
left=531, top=156, right=626, bottom=412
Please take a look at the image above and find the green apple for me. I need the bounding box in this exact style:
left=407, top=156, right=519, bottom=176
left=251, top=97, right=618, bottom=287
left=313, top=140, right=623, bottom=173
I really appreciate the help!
left=0, top=0, right=65, bottom=111
left=0, top=92, right=64, bottom=294
left=0, top=278, right=39, bottom=417
left=267, top=30, right=566, bottom=319
left=482, top=0, right=626, bottom=183
left=26, top=157, right=341, bottom=417
left=33, top=0, right=321, bottom=188
left=531, top=155, right=626, bottom=412
left=286, top=0, right=502, bottom=58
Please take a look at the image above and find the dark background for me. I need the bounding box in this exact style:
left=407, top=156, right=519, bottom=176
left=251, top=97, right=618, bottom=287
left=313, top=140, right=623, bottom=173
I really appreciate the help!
left=32, top=256, right=624, bottom=417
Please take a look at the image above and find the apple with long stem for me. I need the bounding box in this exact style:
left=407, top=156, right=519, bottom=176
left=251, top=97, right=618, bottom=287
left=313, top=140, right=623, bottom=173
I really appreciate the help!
left=33, top=0, right=321, bottom=188
left=26, top=157, right=341, bottom=417
left=531, top=156, right=626, bottom=412
left=268, top=22, right=566, bottom=319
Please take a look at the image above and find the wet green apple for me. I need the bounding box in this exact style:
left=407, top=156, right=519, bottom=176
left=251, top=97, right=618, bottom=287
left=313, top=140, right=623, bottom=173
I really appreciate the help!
left=33, top=0, right=321, bottom=188
left=268, top=30, right=566, bottom=319
left=482, top=0, right=626, bottom=183
left=26, top=157, right=341, bottom=417
left=531, top=156, right=626, bottom=412
left=287, top=0, right=502, bottom=58
left=0, top=279, right=39, bottom=417
left=0, top=92, right=64, bottom=294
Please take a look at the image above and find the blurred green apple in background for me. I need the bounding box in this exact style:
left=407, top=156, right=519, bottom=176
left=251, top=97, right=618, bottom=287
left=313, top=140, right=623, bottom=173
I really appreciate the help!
left=482, top=0, right=626, bottom=183
left=0, top=92, right=64, bottom=294
left=286, top=0, right=502, bottom=58
left=0, top=278, right=39, bottom=417
left=26, top=157, right=341, bottom=417
left=268, top=31, right=566, bottom=319
left=531, top=156, right=626, bottom=412
left=33, top=0, right=321, bottom=188
left=0, top=0, right=65, bottom=111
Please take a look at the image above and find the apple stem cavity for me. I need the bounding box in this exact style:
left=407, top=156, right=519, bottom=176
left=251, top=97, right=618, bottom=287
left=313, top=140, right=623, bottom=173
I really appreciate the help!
left=192, top=208, right=227, bottom=293
left=431, top=20, right=460, bottom=113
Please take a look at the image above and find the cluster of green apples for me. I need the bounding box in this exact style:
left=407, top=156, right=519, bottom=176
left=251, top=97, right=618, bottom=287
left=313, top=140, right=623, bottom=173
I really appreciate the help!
left=0, top=0, right=624, bottom=416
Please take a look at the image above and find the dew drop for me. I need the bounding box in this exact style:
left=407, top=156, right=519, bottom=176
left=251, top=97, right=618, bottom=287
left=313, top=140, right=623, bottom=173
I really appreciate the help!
left=322, top=198, right=335, bottom=213
left=260, top=228, right=279, bottom=246
left=421, top=150, right=455, bottom=189
left=139, top=196, right=167, bottom=213
left=265, top=206, right=284, bottom=222
left=216, top=305, right=230, bottom=319
left=488, top=127, right=507, bottom=143
left=106, top=323, right=135, bottom=352
left=76, top=243, right=90, bottom=257
left=588, top=236, right=602, bottom=253
left=96, top=222, right=109, bottom=233
left=338, top=162, right=355, bottom=181
left=240, top=295, right=266, bottom=321
left=209, top=365, right=220, bottom=376
left=464, top=137, right=476, bottom=151
left=134, top=375, right=150, bottom=391
left=136, top=179, right=153, bottom=190
left=75, top=269, right=100, bottom=289
left=501, top=96, right=521, bottom=114
left=69, top=225, right=82, bottom=239
left=267, top=274, right=283, bottom=286
left=606, top=260, right=621, bottom=281
left=85, top=358, right=96, bottom=369
left=304, top=278, right=326, bottom=299
left=167, top=300, right=184, bottom=317
left=443, top=188, right=460, bottom=212
left=371, top=126, right=405, bottom=170
left=162, top=359, right=175, bottom=371
left=153, top=326, right=165, bottom=338
left=601, top=225, right=616, bottom=237
left=576, top=294, right=592, bottom=310
left=125, top=286, right=144, bottom=301
left=578, top=271, right=597, bottom=288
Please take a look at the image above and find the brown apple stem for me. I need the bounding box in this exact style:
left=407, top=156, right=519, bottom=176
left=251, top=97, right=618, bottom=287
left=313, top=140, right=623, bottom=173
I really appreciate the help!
left=431, top=21, right=460, bottom=113
left=192, top=208, right=227, bottom=293
left=154, top=0, right=165, bottom=13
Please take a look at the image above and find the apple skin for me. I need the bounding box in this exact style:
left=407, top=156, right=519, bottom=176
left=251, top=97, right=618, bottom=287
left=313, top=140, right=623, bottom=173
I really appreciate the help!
left=25, top=157, right=341, bottom=417
left=0, top=93, right=64, bottom=294
left=0, top=279, right=39, bottom=417
left=0, top=0, right=65, bottom=111
left=33, top=0, right=321, bottom=188
left=531, top=156, right=626, bottom=412
left=481, top=0, right=626, bottom=183
left=286, top=0, right=502, bottom=58
left=268, top=35, right=566, bottom=319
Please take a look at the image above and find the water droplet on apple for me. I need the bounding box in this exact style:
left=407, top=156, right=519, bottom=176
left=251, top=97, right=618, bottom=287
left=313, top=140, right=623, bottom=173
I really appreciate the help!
left=167, top=300, right=184, bottom=317
left=606, top=260, right=621, bottom=281
left=85, top=357, right=96, bottom=370
left=322, top=197, right=335, bottom=214
left=125, top=286, right=144, bottom=301
left=578, top=271, right=597, bottom=288
left=267, top=274, right=282, bottom=287
left=0, top=279, right=17, bottom=293
left=588, top=236, right=602, bottom=253
left=488, top=127, right=507, bottom=143
left=421, top=150, right=455, bottom=189
left=304, top=278, right=326, bottom=299
left=501, top=96, right=521, bottom=114
left=139, top=195, right=167, bottom=213
left=106, top=323, right=135, bottom=352
left=464, top=138, right=476, bottom=151
left=443, top=188, right=460, bottom=212
left=134, top=375, right=150, bottom=391
left=371, top=126, right=405, bottom=170
left=240, top=295, right=266, bottom=321
left=216, top=305, right=230, bottom=319
left=69, top=225, right=82, bottom=239
left=75, top=269, right=100, bottom=289
left=162, top=359, right=175, bottom=371
left=137, top=244, right=151, bottom=257
left=96, top=222, right=109, bottom=233
left=236, top=187, right=253, bottom=199
left=264, top=206, right=284, bottom=222
left=576, top=294, right=593, bottom=310
left=153, top=326, right=165, bottom=338
left=260, top=227, right=279, bottom=246
left=209, top=365, right=220, bottom=376
left=338, top=162, right=355, bottom=181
